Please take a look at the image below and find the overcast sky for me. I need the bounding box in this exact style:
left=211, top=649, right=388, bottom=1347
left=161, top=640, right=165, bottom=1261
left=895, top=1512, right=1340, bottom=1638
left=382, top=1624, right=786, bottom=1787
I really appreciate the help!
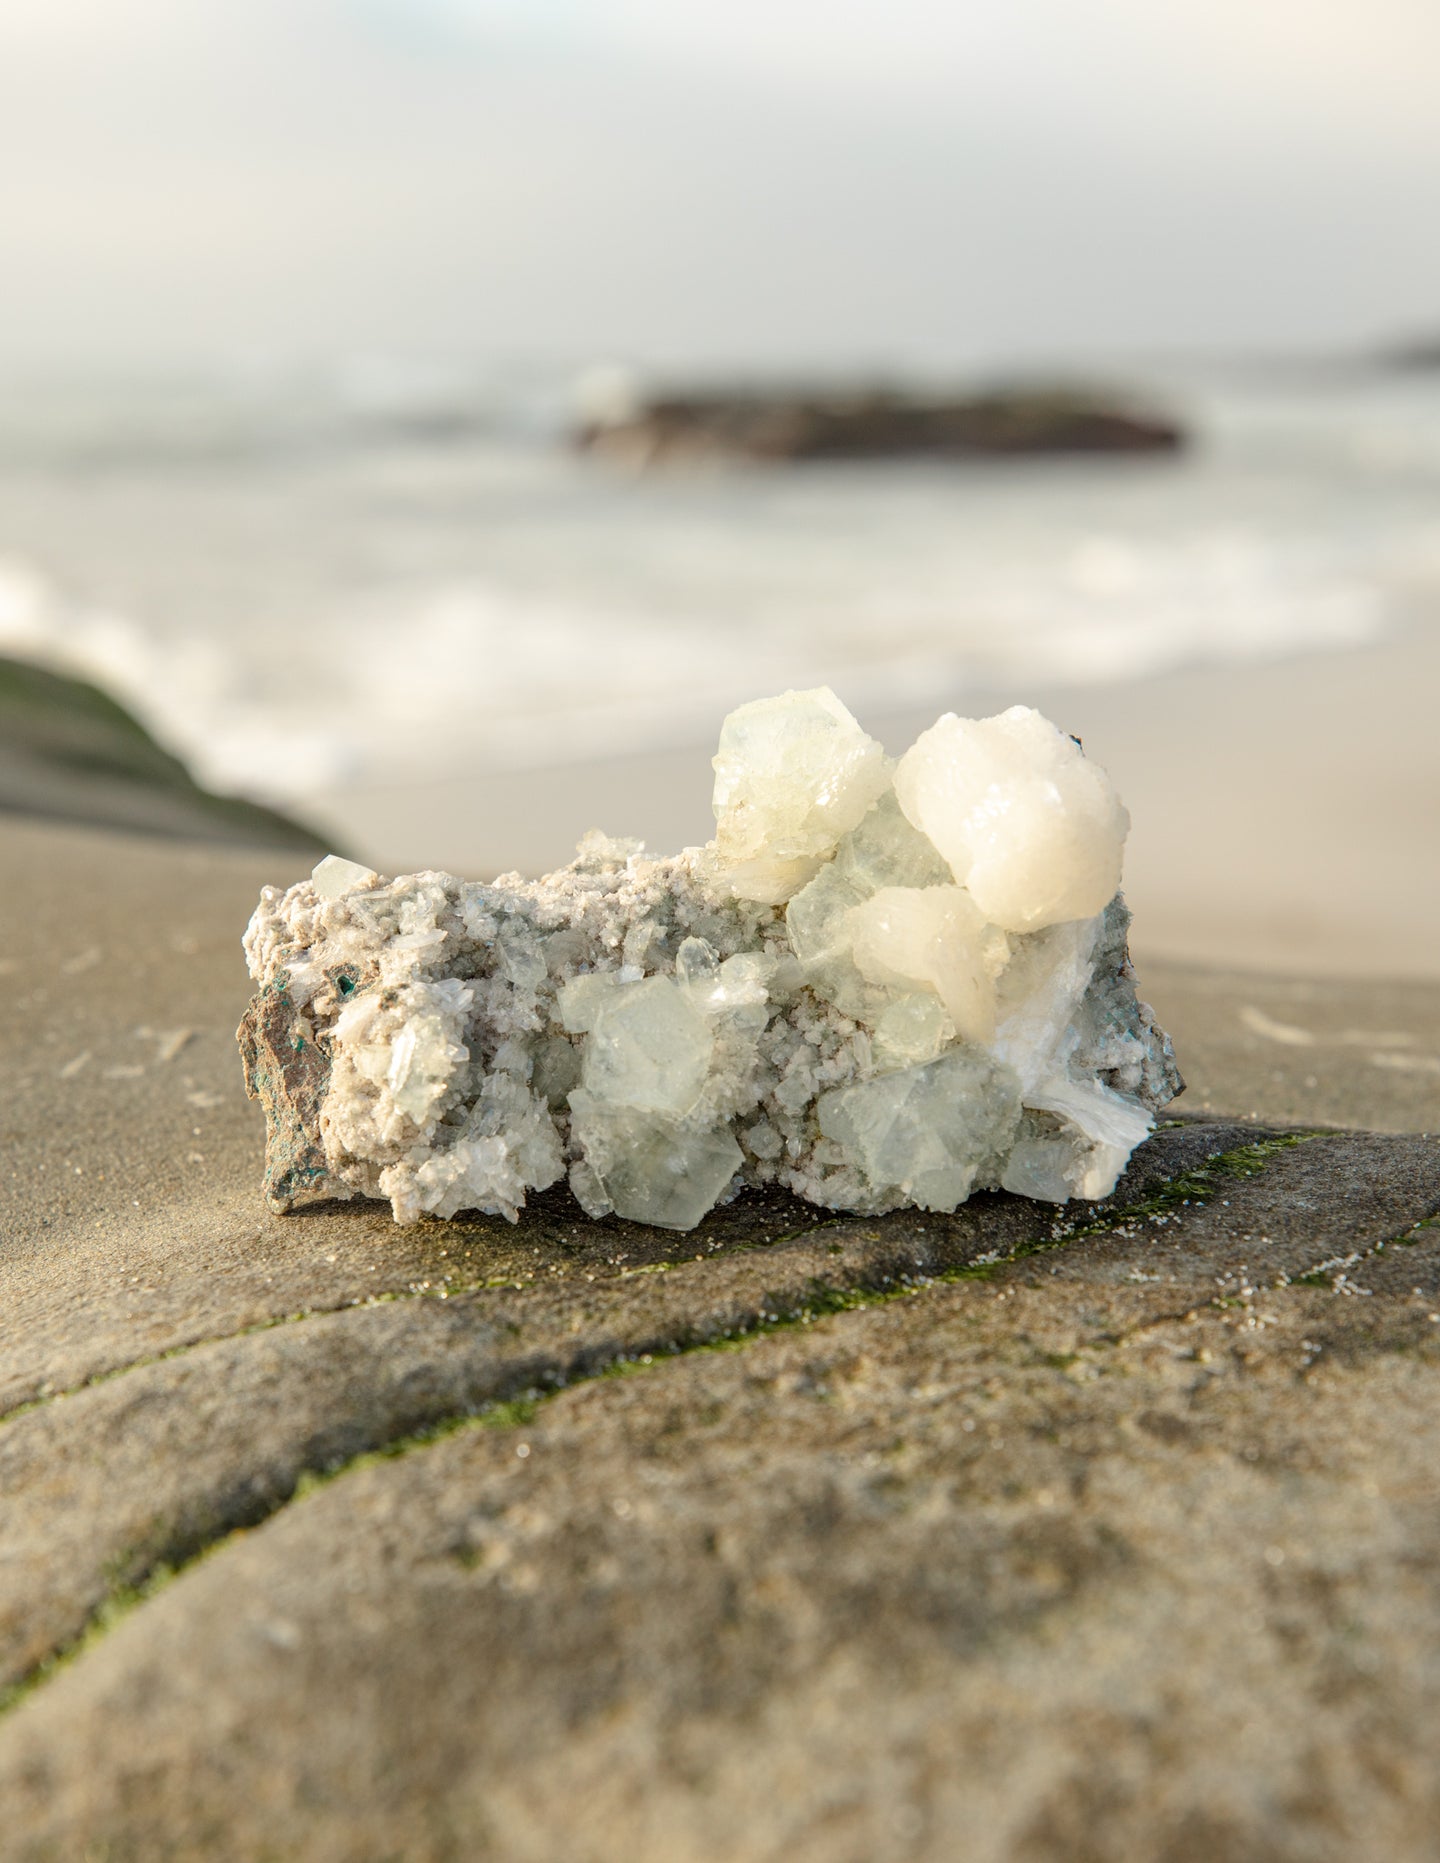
left=2, top=0, right=1437, bottom=371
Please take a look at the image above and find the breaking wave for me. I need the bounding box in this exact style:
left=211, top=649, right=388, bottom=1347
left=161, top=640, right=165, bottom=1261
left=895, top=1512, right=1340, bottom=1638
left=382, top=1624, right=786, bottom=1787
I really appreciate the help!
left=1, top=361, right=1438, bottom=810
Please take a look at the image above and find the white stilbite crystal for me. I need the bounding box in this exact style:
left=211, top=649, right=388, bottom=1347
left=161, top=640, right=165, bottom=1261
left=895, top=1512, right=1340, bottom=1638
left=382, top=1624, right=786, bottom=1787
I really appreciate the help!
left=894, top=706, right=1129, bottom=932
left=240, top=690, right=1179, bottom=1231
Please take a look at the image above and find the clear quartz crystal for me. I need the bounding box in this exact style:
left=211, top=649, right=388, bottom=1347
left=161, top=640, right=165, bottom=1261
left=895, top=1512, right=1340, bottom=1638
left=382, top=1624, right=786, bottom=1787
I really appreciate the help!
left=241, top=689, right=1178, bottom=1231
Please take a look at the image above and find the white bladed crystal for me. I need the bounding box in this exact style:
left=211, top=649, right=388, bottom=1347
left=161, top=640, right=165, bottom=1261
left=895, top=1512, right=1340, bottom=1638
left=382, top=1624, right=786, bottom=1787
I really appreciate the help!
left=241, top=689, right=1178, bottom=1230
left=386, top=1012, right=465, bottom=1124
left=893, top=706, right=1129, bottom=932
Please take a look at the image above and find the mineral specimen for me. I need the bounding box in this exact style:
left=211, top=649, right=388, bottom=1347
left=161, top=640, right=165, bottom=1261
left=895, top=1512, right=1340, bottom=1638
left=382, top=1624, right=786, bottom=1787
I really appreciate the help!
left=239, top=691, right=1180, bottom=1231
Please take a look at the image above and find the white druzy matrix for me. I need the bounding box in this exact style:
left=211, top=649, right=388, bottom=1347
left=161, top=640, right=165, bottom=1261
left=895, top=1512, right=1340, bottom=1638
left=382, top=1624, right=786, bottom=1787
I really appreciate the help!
left=240, top=690, right=1179, bottom=1231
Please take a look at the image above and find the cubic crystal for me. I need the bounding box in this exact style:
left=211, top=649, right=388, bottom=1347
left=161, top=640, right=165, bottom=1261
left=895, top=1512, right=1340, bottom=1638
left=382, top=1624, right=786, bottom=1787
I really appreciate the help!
left=581, top=976, right=713, bottom=1117
left=816, top=1048, right=1023, bottom=1212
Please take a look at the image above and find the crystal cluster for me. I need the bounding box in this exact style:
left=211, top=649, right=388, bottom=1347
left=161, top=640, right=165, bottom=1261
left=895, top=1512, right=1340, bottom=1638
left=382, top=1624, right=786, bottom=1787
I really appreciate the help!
left=240, top=691, right=1179, bottom=1231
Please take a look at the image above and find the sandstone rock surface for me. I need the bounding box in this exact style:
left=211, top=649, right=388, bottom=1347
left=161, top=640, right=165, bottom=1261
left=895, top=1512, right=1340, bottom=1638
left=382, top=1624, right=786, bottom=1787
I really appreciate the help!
left=3, top=815, right=1439, bottom=1862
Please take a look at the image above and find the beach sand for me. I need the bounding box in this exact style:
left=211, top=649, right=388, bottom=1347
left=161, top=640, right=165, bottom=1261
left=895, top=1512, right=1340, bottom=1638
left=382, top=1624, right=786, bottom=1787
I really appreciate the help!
left=303, top=620, right=1440, bottom=982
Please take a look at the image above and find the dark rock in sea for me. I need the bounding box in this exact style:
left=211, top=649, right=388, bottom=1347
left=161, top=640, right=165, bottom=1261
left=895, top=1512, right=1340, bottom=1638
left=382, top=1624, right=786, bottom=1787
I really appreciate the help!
left=577, top=385, right=1187, bottom=467
left=0, top=652, right=329, bottom=852
left=1379, top=335, right=1440, bottom=370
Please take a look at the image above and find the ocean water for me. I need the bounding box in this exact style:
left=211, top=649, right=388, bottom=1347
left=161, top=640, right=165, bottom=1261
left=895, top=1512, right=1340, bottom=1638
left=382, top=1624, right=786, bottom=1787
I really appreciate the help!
left=0, top=359, right=1437, bottom=811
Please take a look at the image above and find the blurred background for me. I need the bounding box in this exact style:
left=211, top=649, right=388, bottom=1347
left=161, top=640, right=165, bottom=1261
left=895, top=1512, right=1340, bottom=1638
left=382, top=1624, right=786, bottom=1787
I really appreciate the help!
left=2, top=0, right=1438, bottom=976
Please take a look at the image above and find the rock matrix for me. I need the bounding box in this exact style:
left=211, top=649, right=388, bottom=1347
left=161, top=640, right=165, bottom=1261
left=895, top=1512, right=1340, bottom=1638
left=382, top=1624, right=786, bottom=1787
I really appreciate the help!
left=240, top=690, right=1179, bottom=1230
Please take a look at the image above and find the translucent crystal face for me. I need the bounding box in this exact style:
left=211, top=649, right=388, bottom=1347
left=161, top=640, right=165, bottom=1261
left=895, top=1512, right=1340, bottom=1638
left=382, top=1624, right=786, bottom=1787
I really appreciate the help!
left=893, top=706, right=1129, bottom=932
left=846, top=885, right=1007, bottom=1044
left=817, top=1049, right=1023, bottom=1211
left=835, top=790, right=952, bottom=894
left=243, top=689, right=1177, bottom=1234
left=310, top=854, right=379, bottom=900
left=870, top=993, right=953, bottom=1071
left=581, top=976, right=713, bottom=1117
left=386, top=1013, right=463, bottom=1123
left=711, top=686, right=890, bottom=902
left=784, top=858, right=878, bottom=1022
left=568, top=1093, right=745, bottom=1231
